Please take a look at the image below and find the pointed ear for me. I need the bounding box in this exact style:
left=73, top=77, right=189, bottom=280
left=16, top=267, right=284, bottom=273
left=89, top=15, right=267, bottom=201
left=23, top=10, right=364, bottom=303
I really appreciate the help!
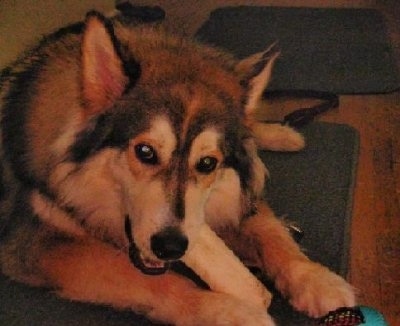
left=237, top=43, right=279, bottom=115
left=81, top=11, right=129, bottom=117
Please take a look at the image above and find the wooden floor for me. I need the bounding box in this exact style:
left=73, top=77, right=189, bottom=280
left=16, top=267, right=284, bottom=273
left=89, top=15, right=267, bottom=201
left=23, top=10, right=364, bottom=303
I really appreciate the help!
left=139, top=1, right=400, bottom=324
left=265, top=91, right=400, bottom=326
left=1, top=0, right=399, bottom=324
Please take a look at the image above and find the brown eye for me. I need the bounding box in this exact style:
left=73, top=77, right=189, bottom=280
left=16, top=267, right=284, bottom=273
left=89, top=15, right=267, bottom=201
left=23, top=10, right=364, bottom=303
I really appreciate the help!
left=134, top=143, right=158, bottom=165
left=196, top=156, right=218, bottom=174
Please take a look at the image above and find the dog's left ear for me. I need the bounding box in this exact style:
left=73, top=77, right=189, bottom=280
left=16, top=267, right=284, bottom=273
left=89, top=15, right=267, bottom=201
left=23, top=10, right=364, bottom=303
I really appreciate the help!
left=236, top=45, right=305, bottom=152
left=81, top=11, right=137, bottom=117
left=236, top=43, right=279, bottom=116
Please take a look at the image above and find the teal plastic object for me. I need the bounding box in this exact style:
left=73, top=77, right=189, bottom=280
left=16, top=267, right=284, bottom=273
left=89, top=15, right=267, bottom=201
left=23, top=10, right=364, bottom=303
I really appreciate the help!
left=359, top=306, right=388, bottom=326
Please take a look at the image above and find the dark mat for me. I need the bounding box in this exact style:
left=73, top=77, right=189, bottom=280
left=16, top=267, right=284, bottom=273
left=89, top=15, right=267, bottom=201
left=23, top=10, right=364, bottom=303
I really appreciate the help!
left=262, top=122, right=359, bottom=277
left=0, top=122, right=359, bottom=325
left=195, top=6, right=400, bottom=94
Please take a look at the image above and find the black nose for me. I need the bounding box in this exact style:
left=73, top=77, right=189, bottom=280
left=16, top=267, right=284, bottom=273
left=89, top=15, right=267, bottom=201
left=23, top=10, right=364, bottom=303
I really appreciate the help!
left=151, top=227, right=188, bottom=261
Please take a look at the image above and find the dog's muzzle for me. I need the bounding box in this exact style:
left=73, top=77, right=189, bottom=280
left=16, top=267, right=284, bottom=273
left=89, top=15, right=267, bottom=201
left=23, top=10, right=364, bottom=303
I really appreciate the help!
left=124, top=216, right=188, bottom=275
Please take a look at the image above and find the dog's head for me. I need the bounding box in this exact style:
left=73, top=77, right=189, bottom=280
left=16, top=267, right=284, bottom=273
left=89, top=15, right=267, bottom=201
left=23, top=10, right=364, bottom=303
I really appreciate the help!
left=42, top=12, right=278, bottom=274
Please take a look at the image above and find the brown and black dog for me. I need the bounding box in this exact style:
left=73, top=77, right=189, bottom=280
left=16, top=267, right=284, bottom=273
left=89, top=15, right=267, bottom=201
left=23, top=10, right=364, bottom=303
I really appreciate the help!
left=0, top=10, right=355, bottom=325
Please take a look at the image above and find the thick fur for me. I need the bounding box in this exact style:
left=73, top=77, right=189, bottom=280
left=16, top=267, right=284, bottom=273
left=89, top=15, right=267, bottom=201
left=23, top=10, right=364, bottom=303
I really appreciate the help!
left=0, top=11, right=354, bottom=325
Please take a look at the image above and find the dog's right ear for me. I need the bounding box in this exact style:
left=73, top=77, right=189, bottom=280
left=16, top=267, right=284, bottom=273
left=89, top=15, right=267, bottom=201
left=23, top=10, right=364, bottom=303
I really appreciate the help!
left=81, top=11, right=139, bottom=118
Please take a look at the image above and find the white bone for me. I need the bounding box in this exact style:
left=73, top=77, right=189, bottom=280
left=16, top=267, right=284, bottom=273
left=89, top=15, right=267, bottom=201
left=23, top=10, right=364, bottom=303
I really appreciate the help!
left=182, top=223, right=272, bottom=309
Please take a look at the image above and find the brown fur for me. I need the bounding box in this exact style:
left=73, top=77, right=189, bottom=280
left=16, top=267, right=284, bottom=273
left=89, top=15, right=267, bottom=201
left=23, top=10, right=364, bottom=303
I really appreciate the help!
left=0, top=10, right=355, bottom=325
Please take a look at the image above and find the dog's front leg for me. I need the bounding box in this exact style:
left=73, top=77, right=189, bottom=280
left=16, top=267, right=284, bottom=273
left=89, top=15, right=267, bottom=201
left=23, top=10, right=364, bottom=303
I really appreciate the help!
left=39, top=237, right=274, bottom=325
left=239, top=202, right=356, bottom=318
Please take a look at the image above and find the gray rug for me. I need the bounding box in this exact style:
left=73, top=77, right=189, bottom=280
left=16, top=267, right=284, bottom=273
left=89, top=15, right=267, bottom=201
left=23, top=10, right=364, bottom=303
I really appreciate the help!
left=0, top=122, right=359, bottom=325
left=196, top=6, right=400, bottom=94
left=262, top=122, right=359, bottom=277
left=262, top=122, right=359, bottom=325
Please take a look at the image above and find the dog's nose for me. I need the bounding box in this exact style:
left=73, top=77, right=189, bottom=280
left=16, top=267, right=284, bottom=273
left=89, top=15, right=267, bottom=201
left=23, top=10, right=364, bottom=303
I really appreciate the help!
left=151, top=227, right=188, bottom=261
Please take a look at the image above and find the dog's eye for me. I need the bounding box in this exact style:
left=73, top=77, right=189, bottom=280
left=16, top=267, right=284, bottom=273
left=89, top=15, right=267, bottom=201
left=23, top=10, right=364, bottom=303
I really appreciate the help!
left=196, top=156, right=218, bottom=174
left=134, top=143, right=158, bottom=165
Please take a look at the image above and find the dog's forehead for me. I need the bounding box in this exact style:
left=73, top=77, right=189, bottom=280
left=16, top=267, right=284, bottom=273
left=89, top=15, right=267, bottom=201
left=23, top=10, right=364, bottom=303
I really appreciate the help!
left=128, top=81, right=239, bottom=152
left=120, top=28, right=243, bottom=96
left=118, top=27, right=245, bottom=114
left=117, top=28, right=245, bottom=147
left=146, top=114, right=222, bottom=155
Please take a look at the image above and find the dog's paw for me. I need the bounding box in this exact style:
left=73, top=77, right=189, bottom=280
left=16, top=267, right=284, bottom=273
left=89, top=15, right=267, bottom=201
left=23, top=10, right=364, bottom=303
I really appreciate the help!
left=251, top=122, right=305, bottom=152
left=280, top=261, right=356, bottom=318
left=212, top=304, right=275, bottom=326
left=180, top=293, right=275, bottom=326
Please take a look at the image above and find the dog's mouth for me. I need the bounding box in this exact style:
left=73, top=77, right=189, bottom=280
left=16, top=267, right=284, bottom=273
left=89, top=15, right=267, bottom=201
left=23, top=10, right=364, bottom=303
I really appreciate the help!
left=128, top=240, right=170, bottom=275
left=124, top=215, right=169, bottom=275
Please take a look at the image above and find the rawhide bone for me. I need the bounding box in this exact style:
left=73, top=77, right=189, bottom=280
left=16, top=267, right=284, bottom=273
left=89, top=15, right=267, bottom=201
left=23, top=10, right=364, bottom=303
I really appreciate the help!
left=182, top=224, right=271, bottom=309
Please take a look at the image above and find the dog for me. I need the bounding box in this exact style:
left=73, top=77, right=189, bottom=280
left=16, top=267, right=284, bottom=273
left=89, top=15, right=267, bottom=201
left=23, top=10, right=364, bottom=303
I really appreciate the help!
left=0, top=10, right=355, bottom=325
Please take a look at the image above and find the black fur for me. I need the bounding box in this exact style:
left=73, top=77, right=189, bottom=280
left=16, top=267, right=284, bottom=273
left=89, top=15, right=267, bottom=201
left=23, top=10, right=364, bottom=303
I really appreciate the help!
left=1, top=58, right=46, bottom=188
left=68, top=87, right=188, bottom=162
left=84, top=11, right=142, bottom=93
